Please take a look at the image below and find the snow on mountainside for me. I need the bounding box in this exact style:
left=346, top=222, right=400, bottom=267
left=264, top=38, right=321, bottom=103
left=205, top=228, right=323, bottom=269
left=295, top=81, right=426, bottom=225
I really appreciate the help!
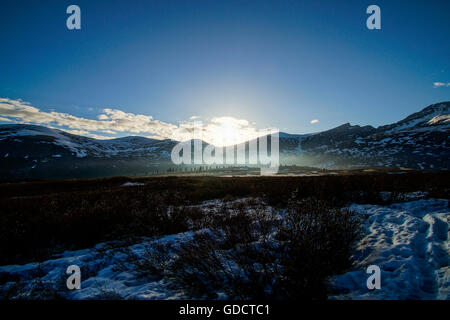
left=284, top=102, right=450, bottom=170
left=0, top=124, right=175, bottom=159
left=380, top=102, right=450, bottom=134
left=0, top=102, right=449, bottom=178
left=0, top=124, right=180, bottom=179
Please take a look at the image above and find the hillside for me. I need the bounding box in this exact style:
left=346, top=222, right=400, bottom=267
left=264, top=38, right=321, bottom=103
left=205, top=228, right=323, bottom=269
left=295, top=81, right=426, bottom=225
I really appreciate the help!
left=0, top=102, right=448, bottom=179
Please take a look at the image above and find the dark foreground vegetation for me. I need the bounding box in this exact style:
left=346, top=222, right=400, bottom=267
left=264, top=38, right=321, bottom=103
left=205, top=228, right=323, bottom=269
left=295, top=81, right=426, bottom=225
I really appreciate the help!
left=0, top=171, right=449, bottom=299
left=0, top=171, right=448, bottom=266
left=121, top=197, right=362, bottom=299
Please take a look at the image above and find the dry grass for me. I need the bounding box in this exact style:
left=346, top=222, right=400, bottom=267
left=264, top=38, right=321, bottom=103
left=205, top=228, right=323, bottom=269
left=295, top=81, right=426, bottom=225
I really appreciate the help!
left=0, top=171, right=448, bottom=265
left=127, top=197, right=362, bottom=299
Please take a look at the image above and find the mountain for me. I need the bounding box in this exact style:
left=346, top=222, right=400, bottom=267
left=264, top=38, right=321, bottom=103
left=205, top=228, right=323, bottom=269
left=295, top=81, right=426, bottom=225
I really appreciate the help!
left=280, top=102, right=449, bottom=169
left=0, top=102, right=448, bottom=179
left=0, top=124, right=178, bottom=179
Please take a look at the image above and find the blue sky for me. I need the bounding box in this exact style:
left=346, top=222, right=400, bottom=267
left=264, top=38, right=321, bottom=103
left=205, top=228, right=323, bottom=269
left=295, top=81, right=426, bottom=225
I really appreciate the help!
left=0, top=0, right=449, bottom=141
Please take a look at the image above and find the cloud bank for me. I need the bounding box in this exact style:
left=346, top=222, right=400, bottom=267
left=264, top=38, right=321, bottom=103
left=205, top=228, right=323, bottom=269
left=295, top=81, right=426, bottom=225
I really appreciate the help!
left=0, top=98, right=272, bottom=146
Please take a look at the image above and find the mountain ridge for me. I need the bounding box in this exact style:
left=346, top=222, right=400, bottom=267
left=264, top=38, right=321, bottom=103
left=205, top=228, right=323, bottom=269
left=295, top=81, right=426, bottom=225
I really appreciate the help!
left=0, top=101, right=448, bottom=178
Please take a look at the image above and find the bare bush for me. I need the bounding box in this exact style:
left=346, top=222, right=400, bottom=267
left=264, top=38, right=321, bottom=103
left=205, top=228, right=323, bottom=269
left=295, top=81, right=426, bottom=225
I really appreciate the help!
left=137, top=196, right=362, bottom=300
left=274, top=195, right=362, bottom=299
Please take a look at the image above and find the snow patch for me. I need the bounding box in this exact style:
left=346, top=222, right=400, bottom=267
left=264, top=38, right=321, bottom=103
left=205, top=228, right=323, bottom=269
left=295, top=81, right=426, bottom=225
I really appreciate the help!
left=122, top=182, right=145, bottom=187
left=329, top=199, right=449, bottom=300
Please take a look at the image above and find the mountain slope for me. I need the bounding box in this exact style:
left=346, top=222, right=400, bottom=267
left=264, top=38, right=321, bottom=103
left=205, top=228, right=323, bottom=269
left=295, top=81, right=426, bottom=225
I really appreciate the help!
left=0, top=124, right=178, bottom=179
left=0, top=102, right=448, bottom=178
left=0, top=124, right=176, bottom=158
left=280, top=102, right=449, bottom=169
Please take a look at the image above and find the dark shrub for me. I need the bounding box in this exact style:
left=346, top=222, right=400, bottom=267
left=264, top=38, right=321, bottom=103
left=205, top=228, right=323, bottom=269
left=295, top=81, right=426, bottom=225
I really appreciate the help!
left=275, top=196, right=362, bottom=299
left=144, top=196, right=362, bottom=300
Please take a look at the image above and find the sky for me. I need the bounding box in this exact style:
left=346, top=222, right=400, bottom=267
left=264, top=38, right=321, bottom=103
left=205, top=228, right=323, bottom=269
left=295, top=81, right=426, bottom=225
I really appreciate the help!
left=0, top=0, right=449, bottom=145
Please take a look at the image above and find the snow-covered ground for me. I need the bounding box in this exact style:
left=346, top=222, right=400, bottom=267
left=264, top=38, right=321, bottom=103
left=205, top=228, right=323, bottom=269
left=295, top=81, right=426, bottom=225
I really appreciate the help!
left=330, top=199, right=449, bottom=300
left=0, top=196, right=448, bottom=300
left=0, top=233, right=192, bottom=300
left=122, top=181, right=145, bottom=187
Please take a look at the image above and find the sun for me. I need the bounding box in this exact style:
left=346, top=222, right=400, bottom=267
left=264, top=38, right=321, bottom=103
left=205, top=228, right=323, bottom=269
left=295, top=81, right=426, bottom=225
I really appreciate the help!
left=211, top=124, right=242, bottom=147
left=202, top=116, right=274, bottom=147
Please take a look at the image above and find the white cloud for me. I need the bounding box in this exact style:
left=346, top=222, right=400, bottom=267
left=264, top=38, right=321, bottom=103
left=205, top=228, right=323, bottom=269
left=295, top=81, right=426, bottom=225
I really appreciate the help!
left=310, top=119, right=319, bottom=124
left=200, top=116, right=272, bottom=146
left=211, top=116, right=249, bottom=127
left=0, top=98, right=178, bottom=140
left=0, top=98, right=273, bottom=146
left=433, top=82, right=450, bottom=88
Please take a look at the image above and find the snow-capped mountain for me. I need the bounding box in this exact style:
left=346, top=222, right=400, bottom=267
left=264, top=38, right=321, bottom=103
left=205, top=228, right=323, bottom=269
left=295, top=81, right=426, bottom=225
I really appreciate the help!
left=0, top=124, right=178, bottom=178
left=278, top=102, right=449, bottom=170
left=0, top=102, right=448, bottom=178
left=0, top=124, right=176, bottom=159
